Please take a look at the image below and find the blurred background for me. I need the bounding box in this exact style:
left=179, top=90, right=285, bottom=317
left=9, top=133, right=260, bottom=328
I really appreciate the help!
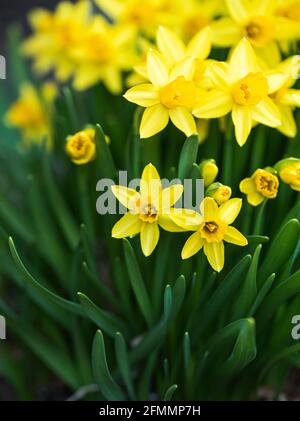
left=0, top=1, right=61, bottom=48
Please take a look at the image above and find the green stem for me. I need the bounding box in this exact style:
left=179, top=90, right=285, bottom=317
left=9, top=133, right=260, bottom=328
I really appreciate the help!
left=253, top=200, right=267, bottom=235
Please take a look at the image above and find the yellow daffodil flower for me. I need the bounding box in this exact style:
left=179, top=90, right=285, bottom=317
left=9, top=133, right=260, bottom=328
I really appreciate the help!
left=211, top=0, right=300, bottom=61
left=111, top=163, right=188, bottom=256
left=240, top=169, right=279, bottom=206
left=170, top=197, right=248, bottom=272
left=193, top=38, right=287, bottom=146
left=65, top=128, right=97, bottom=165
left=124, top=26, right=212, bottom=138
left=276, top=0, right=300, bottom=23
left=71, top=16, right=137, bottom=93
left=5, top=82, right=56, bottom=146
left=207, top=182, right=232, bottom=205
left=23, top=1, right=92, bottom=82
left=199, top=159, right=219, bottom=187
left=95, top=0, right=180, bottom=37
left=276, top=158, right=300, bottom=192
left=268, top=56, right=300, bottom=138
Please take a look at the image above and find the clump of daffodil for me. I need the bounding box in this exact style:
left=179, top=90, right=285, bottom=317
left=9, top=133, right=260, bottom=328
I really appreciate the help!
left=177, top=0, right=226, bottom=41
left=23, top=1, right=92, bottom=82
left=193, top=38, right=288, bottom=146
left=124, top=26, right=212, bottom=138
left=65, top=128, right=97, bottom=165
left=71, top=16, right=137, bottom=93
left=240, top=168, right=279, bottom=206
left=5, top=82, right=56, bottom=147
left=170, top=197, right=248, bottom=272
left=268, top=56, right=300, bottom=138
left=211, top=0, right=300, bottom=62
left=275, top=158, right=300, bottom=192
left=111, top=163, right=190, bottom=256
left=199, top=159, right=219, bottom=187
left=95, top=0, right=180, bottom=37
left=207, top=182, right=232, bottom=205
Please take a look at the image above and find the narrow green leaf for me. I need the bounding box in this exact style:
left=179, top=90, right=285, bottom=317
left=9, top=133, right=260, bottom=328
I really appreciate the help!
left=258, top=219, right=300, bottom=286
left=249, top=273, right=275, bottom=316
left=246, top=235, right=269, bottom=245
left=123, top=239, right=153, bottom=327
left=178, top=134, right=199, bottom=180
left=199, top=255, right=252, bottom=331
left=78, top=293, right=128, bottom=338
left=92, top=330, right=125, bottom=400
left=184, top=332, right=191, bottom=370
left=115, top=332, right=135, bottom=400
left=43, top=156, right=79, bottom=249
left=9, top=237, right=83, bottom=317
left=95, top=124, right=116, bottom=179
left=163, top=384, right=178, bottom=401
left=257, top=267, right=300, bottom=326
left=170, top=275, right=186, bottom=320
left=231, top=245, right=261, bottom=320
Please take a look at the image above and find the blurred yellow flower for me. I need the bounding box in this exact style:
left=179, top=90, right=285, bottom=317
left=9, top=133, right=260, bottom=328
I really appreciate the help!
left=5, top=82, right=56, bottom=146
left=23, top=1, right=92, bottom=82
left=95, top=0, right=179, bottom=36
left=276, top=0, right=300, bottom=22
left=111, top=163, right=186, bottom=256
left=268, top=56, right=300, bottom=138
left=212, top=0, right=300, bottom=60
left=124, top=26, right=212, bottom=138
left=72, top=16, right=137, bottom=93
left=276, top=158, right=300, bottom=192
left=240, top=169, right=279, bottom=206
left=193, top=38, right=286, bottom=146
left=170, top=197, right=247, bottom=272
left=65, top=128, right=96, bottom=165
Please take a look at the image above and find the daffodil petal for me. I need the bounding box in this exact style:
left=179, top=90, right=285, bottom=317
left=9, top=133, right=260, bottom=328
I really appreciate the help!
left=169, top=107, right=197, bottom=137
left=112, top=213, right=142, bottom=238
left=140, top=163, right=162, bottom=204
left=224, top=226, right=248, bottom=246
left=161, top=185, right=184, bottom=209
left=147, top=49, right=169, bottom=87
left=239, top=178, right=255, bottom=194
left=225, top=0, right=251, bottom=22
left=211, top=17, right=241, bottom=47
left=248, top=192, right=264, bottom=206
left=193, top=90, right=232, bottom=119
left=265, top=72, right=289, bottom=95
left=251, top=98, right=281, bottom=127
left=204, top=241, right=224, bottom=272
left=111, top=185, right=140, bottom=210
left=205, top=61, right=232, bottom=88
left=140, top=222, right=160, bottom=256
left=281, top=89, right=300, bottom=107
left=232, top=105, right=252, bottom=146
left=187, top=26, right=212, bottom=59
left=140, top=104, right=169, bottom=138
left=273, top=16, right=300, bottom=41
left=200, top=197, right=218, bottom=220
left=276, top=105, right=297, bottom=138
left=157, top=26, right=185, bottom=66
left=158, top=214, right=186, bottom=232
left=169, top=209, right=203, bottom=231
left=170, top=57, right=196, bottom=81
left=229, top=38, right=259, bottom=81
left=123, top=84, right=160, bottom=107
left=181, top=232, right=204, bottom=259
left=219, top=198, right=242, bottom=225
